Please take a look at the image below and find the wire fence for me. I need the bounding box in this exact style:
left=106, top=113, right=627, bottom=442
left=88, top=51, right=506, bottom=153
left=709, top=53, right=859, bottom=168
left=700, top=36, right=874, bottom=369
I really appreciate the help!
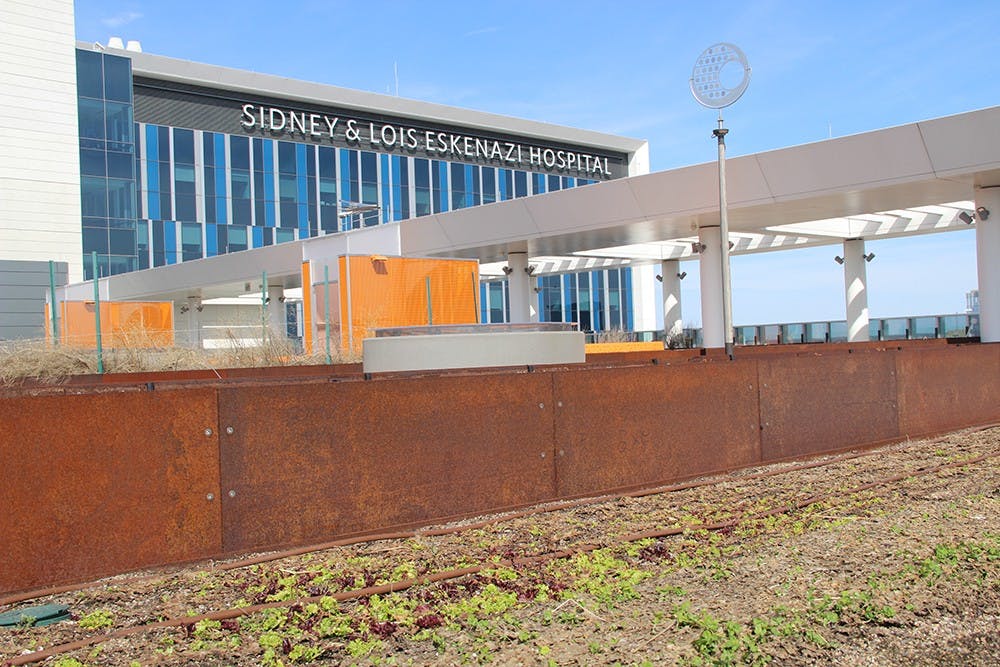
left=0, top=323, right=359, bottom=385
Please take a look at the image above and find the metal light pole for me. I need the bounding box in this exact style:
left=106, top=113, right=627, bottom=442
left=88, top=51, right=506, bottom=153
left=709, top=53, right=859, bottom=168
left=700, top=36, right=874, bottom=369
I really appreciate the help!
left=691, top=43, right=751, bottom=358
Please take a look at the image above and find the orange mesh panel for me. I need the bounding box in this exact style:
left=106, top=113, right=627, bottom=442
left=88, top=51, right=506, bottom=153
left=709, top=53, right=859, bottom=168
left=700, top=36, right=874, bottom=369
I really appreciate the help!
left=338, top=256, right=479, bottom=351
left=58, top=302, right=174, bottom=347
left=301, top=261, right=313, bottom=354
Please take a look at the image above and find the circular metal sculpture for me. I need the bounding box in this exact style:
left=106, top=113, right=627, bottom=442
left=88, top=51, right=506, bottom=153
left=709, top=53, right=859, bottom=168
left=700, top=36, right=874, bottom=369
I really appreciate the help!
left=690, top=42, right=751, bottom=109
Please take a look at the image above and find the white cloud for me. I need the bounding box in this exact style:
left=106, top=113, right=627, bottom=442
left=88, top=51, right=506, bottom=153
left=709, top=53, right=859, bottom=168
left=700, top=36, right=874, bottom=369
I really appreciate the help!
left=463, top=26, right=499, bottom=38
left=101, top=11, right=143, bottom=28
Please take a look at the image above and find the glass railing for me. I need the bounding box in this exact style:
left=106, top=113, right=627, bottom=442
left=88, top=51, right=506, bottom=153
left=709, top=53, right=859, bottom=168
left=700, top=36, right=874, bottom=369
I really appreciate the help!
left=608, top=313, right=980, bottom=348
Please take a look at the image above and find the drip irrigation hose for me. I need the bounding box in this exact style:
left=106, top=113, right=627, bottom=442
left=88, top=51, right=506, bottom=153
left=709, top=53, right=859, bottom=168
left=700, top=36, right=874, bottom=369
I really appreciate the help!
left=4, top=446, right=996, bottom=667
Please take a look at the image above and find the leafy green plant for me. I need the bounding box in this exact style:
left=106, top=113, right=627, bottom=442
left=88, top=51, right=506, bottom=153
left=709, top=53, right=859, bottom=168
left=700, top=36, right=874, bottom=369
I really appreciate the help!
left=78, top=609, right=114, bottom=630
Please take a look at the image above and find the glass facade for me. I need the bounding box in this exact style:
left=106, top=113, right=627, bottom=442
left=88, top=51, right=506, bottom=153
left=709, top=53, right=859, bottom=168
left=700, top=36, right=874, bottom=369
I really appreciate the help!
left=76, top=50, right=137, bottom=279
left=479, top=268, right=634, bottom=333
left=75, top=49, right=634, bottom=330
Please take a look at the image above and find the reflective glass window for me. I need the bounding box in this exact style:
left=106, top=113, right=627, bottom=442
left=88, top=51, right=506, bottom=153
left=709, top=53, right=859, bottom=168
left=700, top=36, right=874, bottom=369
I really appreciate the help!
left=105, top=102, right=133, bottom=151
left=451, top=163, right=466, bottom=209
left=227, top=225, right=248, bottom=252
left=514, top=171, right=528, bottom=198
left=173, top=128, right=195, bottom=164
left=278, top=141, right=296, bottom=174
left=230, top=135, right=250, bottom=170
left=109, top=227, right=136, bottom=255
left=136, top=221, right=150, bottom=270
left=489, top=282, right=504, bottom=323
left=318, top=146, right=335, bottom=179
left=482, top=167, right=496, bottom=204
left=181, top=223, right=202, bottom=261
left=102, top=54, right=132, bottom=102
left=232, top=199, right=251, bottom=226
left=106, top=179, right=135, bottom=218
left=83, top=227, right=108, bottom=254
left=80, top=149, right=106, bottom=176
left=231, top=170, right=251, bottom=199
left=107, top=151, right=133, bottom=179
left=78, top=98, right=105, bottom=149
left=108, top=255, right=136, bottom=276
left=592, top=271, right=605, bottom=331
left=75, top=49, right=103, bottom=99
left=81, top=176, right=108, bottom=217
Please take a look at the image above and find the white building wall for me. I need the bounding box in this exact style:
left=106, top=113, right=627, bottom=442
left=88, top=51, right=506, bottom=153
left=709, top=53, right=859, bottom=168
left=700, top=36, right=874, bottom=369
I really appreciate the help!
left=0, top=0, right=82, bottom=281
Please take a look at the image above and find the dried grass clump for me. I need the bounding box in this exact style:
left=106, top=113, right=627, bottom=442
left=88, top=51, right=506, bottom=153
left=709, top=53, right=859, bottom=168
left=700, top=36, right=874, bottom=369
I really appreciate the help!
left=0, top=340, right=98, bottom=384
left=0, top=326, right=359, bottom=385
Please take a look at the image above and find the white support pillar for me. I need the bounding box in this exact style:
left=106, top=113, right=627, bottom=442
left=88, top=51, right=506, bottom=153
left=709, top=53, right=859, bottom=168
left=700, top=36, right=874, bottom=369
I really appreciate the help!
left=975, top=187, right=1000, bottom=342
left=267, top=285, right=285, bottom=338
left=843, top=238, right=870, bottom=342
left=698, top=226, right=724, bottom=348
left=507, top=251, right=531, bottom=324
left=660, top=259, right=683, bottom=339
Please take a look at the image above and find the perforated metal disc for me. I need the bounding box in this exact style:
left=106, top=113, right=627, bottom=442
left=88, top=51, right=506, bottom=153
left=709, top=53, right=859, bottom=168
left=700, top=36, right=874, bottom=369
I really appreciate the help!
left=690, top=43, right=751, bottom=108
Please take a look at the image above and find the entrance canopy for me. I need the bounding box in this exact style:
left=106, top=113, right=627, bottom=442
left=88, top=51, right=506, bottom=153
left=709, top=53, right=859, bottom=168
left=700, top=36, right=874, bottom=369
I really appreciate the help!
left=63, top=106, right=1000, bottom=305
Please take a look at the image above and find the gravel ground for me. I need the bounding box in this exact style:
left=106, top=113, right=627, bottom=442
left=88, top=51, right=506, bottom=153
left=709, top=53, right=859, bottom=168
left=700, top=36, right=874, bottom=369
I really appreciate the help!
left=2, top=426, right=998, bottom=666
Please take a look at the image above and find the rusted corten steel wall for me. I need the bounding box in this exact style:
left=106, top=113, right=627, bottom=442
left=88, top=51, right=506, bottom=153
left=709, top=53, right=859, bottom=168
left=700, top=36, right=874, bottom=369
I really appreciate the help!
left=757, top=350, right=901, bottom=461
left=896, top=343, right=1000, bottom=437
left=216, top=373, right=558, bottom=554
left=0, top=342, right=997, bottom=595
left=551, top=360, right=761, bottom=497
left=0, top=389, right=222, bottom=593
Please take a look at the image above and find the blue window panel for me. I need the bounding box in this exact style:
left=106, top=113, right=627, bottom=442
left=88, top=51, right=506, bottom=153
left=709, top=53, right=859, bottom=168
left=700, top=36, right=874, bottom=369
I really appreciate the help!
left=263, top=140, right=276, bottom=226
left=206, top=223, right=217, bottom=256
left=265, top=201, right=276, bottom=228
left=164, top=221, right=177, bottom=265
left=514, top=171, right=528, bottom=198
left=623, top=267, right=634, bottom=331
left=75, top=49, right=103, bottom=99
left=145, top=125, right=159, bottom=162
left=251, top=225, right=264, bottom=248
left=145, top=136, right=161, bottom=220
left=78, top=99, right=106, bottom=150
left=479, top=283, right=487, bottom=324
left=498, top=169, right=509, bottom=201
left=564, top=176, right=575, bottom=188
left=534, top=173, right=547, bottom=194
left=390, top=156, right=402, bottom=222
left=381, top=154, right=391, bottom=223
left=102, top=53, right=132, bottom=103
left=564, top=274, right=577, bottom=324
left=214, top=135, right=228, bottom=223
left=465, top=165, right=475, bottom=208
left=295, top=144, right=308, bottom=234
left=593, top=271, right=605, bottom=332
left=481, top=166, right=496, bottom=204
left=147, top=190, right=160, bottom=220
left=298, top=203, right=309, bottom=236
left=202, top=132, right=215, bottom=166
left=450, top=162, right=465, bottom=210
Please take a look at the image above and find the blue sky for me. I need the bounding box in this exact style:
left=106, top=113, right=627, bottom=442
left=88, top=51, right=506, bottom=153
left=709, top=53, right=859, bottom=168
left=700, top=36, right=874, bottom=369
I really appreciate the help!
left=75, top=0, right=996, bottom=325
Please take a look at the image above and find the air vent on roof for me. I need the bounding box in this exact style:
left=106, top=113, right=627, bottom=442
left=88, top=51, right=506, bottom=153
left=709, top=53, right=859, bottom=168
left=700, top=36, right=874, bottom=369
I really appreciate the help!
left=126, top=40, right=142, bottom=52
left=107, top=36, right=125, bottom=49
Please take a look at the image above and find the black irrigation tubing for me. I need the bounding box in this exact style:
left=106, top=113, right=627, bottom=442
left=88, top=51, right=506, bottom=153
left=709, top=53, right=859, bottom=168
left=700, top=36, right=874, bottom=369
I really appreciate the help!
left=2, top=423, right=997, bottom=613
left=5, top=446, right=998, bottom=667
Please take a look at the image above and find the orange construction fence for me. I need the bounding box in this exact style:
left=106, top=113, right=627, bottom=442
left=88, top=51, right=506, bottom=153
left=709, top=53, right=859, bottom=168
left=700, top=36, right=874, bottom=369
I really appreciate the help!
left=305, top=255, right=480, bottom=353
left=46, top=301, right=174, bottom=347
